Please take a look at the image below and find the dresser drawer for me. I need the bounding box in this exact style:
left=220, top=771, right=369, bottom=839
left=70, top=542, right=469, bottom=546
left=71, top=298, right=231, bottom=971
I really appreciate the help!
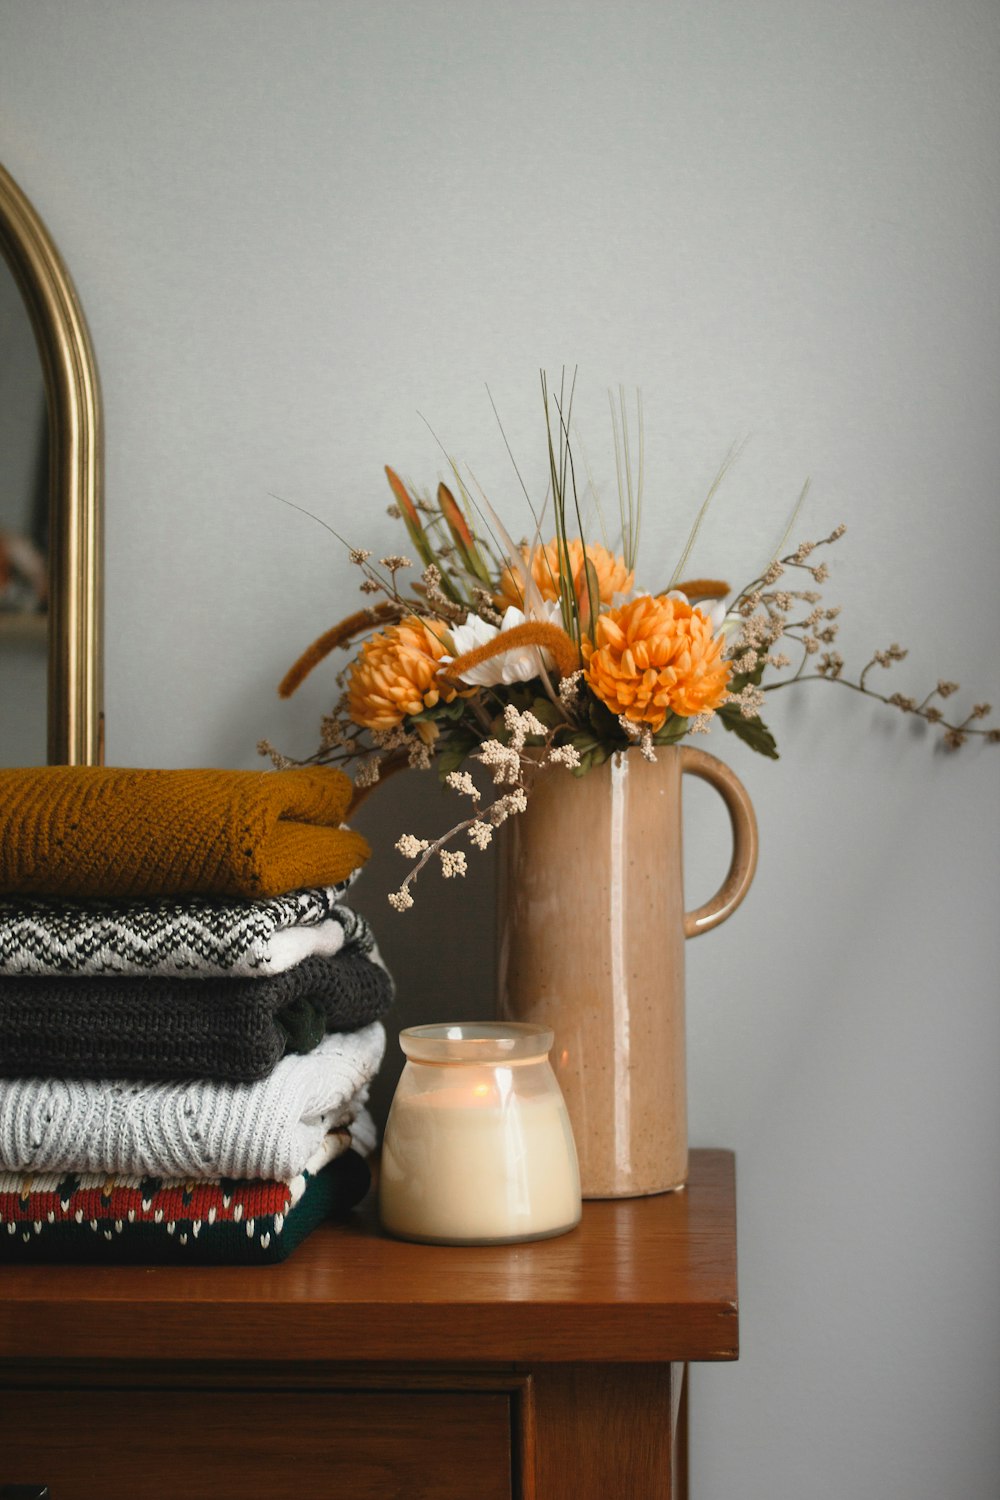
left=0, top=1386, right=513, bottom=1500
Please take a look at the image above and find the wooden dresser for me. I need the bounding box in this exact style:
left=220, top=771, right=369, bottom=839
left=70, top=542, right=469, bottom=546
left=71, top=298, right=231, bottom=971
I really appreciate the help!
left=0, top=1149, right=738, bottom=1500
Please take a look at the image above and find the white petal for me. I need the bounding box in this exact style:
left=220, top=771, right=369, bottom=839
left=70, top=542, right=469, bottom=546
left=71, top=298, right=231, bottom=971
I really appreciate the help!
left=442, top=602, right=561, bottom=688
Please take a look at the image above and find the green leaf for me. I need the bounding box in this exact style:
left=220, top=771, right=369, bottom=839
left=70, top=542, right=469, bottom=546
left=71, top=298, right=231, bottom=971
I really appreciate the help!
left=586, top=696, right=622, bottom=741
left=411, top=698, right=466, bottom=724
left=571, top=741, right=612, bottom=777
left=436, top=731, right=480, bottom=779
left=528, top=697, right=564, bottom=729
left=717, top=705, right=780, bottom=759
left=652, top=714, right=689, bottom=745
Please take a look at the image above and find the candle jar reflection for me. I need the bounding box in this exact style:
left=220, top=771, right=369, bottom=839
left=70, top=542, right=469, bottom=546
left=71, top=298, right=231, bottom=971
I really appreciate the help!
left=379, top=1022, right=581, bottom=1246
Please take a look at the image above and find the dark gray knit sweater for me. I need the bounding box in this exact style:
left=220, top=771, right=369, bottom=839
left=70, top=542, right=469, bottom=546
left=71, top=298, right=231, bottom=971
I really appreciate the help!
left=0, top=941, right=394, bottom=1082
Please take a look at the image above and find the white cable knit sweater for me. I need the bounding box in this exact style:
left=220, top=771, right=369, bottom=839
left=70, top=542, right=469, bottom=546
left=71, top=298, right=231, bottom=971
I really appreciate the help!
left=0, top=1022, right=385, bottom=1181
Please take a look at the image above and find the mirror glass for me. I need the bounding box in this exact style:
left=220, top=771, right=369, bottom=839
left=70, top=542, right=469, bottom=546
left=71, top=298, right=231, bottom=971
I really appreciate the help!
left=0, top=163, right=103, bottom=767
left=0, top=258, right=49, bottom=766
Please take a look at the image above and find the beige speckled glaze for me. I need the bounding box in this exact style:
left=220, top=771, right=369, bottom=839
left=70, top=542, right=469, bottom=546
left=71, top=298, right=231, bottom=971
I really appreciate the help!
left=497, top=746, right=758, bottom=1198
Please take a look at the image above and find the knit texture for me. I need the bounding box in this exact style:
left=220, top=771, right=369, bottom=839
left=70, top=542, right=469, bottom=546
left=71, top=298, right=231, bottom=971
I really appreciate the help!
left=0, top=1022, right=385, bottom=1180
left=0, top=938, right=394, bottom=1081
left=0, top=883, right=362, bottom=978
left=0, top=766, right=369, bottom=899
left=0, top=1145, right=371, bottom=1264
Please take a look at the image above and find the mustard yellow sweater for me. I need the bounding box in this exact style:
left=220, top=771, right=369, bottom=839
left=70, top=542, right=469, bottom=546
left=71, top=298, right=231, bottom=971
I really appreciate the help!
left=0, top=766, right=370, bottom=900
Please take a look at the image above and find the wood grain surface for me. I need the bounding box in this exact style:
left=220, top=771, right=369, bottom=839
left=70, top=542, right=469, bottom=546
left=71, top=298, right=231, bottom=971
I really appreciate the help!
left=0, top=1149, right=737, bottom=1366
left=0, top=1388, right=512, bottom=1500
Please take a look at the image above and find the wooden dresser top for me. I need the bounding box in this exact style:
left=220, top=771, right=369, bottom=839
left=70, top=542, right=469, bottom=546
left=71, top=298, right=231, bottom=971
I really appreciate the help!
left=0, top=1148, right=738, bottom=1366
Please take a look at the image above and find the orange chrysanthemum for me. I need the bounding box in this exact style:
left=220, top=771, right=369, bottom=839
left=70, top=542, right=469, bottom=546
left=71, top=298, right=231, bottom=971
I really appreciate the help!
left=497, top=538, right=634, bottom=612
left=347, top=617, right=456, bottom=730
left=582, top=595, right=731, bottom=729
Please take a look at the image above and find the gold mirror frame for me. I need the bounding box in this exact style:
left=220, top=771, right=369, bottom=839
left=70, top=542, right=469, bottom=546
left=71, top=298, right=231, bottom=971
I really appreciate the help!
left=0, top=163, right=103, bottom=765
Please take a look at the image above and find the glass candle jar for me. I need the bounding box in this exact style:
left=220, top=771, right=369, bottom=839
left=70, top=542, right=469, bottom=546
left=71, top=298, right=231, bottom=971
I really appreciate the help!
left=378, top=1022, right=582, bottom=1245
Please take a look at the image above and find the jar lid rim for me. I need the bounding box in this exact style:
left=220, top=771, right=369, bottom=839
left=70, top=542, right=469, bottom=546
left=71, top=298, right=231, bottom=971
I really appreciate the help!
left=399, top=1021, right=554, bottom=1061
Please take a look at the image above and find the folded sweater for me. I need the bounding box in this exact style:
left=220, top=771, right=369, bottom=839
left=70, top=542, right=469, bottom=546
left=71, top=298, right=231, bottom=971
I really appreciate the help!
left=0, top=1021, right=385, bottom=1180
left=0, top=933, right=394, bottom=1081
left=0, top=766, right=369, bottom=900
left=0, top=884, right=363, bottom=978
left=0, top=1136, right=372, bottom=1264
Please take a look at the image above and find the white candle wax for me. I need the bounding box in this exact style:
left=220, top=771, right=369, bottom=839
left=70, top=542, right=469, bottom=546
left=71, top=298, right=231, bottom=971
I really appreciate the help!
left=379, top=1074, right=581, bottom=1244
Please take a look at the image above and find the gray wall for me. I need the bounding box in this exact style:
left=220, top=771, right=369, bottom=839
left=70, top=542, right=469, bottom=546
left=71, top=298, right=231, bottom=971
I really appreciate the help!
left=2, top=3, right=998, bottom=1496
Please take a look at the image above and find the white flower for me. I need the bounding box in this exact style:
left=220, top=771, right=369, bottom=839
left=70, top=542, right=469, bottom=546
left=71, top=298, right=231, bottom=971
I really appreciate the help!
left=666, top=588, right=727, bottom=633
left=442, top=602, right=562, bottom=687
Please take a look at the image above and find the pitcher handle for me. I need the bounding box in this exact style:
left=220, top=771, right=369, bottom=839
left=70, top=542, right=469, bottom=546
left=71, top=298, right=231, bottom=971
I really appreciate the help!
left=680, top=746, right=759, bottom=938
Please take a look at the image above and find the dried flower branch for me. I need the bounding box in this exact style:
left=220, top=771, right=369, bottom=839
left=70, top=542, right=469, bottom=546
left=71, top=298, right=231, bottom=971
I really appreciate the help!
left=385, top=707, right=581, bottom=911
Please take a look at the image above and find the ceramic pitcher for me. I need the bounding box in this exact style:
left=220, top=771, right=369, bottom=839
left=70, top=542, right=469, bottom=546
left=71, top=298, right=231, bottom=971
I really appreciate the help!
left=497, top=744, right=758, bottom=1198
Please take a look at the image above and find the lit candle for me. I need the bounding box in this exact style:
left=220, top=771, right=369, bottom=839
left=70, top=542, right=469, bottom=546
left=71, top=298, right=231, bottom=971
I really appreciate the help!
left=379, top=1024, right=581, bottom=1245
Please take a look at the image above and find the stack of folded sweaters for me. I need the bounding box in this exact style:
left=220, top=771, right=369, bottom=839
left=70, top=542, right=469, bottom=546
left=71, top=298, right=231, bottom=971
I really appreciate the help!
left=0, top=765, right=392, bottom=1264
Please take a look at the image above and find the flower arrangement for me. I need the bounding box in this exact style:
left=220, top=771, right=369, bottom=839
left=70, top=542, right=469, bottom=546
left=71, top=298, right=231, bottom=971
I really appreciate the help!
left=264, top=378, right=997, bottom=909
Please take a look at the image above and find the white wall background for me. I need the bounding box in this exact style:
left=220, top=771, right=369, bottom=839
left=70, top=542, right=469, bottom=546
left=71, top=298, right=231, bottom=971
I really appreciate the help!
left=2, top=2, right=998, bottom=1495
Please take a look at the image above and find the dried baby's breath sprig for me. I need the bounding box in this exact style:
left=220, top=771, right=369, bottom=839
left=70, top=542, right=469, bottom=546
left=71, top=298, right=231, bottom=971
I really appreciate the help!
left=504, top=702, right=547, bottom=749
left=558, top=669, right=584, bottom=712
left=725, top=521, right=996, bottom=749
left=471, top=588, right=504, bottom=626
left=353, top=756, right=382, bottom=789
left=478, top=739, right=523, bottom=784
left=728, top=683, right=766, bottom=719
left=439, top=849, right=468, bottom=878
left=369, top=723, right=437, bottom=771
left=395, top=834, right=429, bottom=859
left=256, top=738, right=294, bottom=770
left=385, top=714, right=581, bottom=910
left=414, top=565, right=467, bottom=623
left=766, top=623, right=998, bottom=748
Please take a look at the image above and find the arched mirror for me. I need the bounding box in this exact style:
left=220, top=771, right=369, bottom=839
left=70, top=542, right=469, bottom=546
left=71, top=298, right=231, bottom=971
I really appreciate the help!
left=0, top=162, right=103, bottom=766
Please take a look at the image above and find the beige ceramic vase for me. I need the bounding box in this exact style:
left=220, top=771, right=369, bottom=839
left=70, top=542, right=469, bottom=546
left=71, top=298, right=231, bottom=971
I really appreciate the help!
left=497, top=745, right=758, bottom=1198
